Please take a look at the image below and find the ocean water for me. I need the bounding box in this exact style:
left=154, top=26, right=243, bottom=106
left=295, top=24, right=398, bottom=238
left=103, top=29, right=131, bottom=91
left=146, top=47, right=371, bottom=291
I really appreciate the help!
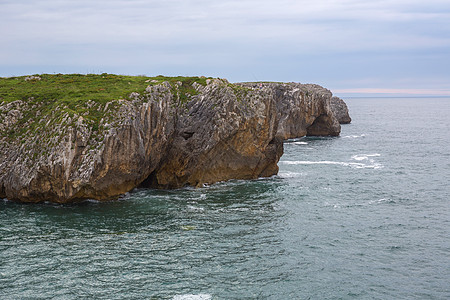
left=1, top=97, right=449, bottom=299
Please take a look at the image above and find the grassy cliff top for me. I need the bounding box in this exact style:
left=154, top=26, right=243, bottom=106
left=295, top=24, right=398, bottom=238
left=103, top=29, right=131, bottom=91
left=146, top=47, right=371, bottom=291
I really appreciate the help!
left=0, top=74, right=213, bottom=141
left=0, top=73, right=211, bottom=105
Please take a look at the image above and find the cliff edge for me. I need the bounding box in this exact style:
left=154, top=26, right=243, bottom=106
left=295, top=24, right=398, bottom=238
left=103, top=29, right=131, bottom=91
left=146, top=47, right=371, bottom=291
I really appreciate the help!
left=0, top=74, right=347, bottom=203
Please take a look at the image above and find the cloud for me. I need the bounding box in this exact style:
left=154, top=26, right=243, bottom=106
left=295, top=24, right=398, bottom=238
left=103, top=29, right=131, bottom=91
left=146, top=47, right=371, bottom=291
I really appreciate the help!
left=1, top=0, right=449, bottom=94
left=3, top=0, right=449, bottom=47
left=333, top=88, right=450, bottom=96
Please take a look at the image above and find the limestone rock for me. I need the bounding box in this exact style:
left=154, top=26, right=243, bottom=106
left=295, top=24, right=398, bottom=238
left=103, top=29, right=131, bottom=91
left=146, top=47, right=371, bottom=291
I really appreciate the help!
left=0, top=79, right=282, bottom=202
left=0, top=86, right=176, bottom=203
left=0, top=77, right=348, bottom=203
left=144, top=80, right=282, bottom=189
left=330, top=96, right=351, bottom=124
left=237, top=82, right=341, bottom=139
left=24, top=75, right=41, bottom=81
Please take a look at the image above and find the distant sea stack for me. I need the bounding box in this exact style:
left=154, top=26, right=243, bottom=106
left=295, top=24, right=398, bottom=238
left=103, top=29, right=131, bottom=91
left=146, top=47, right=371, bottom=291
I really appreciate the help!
left=330, top=96, right=351, bottom=124
left=0, top=74, right=349, bottom=203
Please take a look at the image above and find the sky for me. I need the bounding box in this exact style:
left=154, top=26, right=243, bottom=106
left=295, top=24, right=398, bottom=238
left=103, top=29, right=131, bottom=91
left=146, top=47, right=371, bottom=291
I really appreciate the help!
left=1, top=0, right=450, bottom=97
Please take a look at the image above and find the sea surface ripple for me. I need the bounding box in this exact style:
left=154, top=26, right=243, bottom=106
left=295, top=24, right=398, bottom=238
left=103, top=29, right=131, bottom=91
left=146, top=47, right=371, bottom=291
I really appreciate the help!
left=1, top=98, right=449, bottom=299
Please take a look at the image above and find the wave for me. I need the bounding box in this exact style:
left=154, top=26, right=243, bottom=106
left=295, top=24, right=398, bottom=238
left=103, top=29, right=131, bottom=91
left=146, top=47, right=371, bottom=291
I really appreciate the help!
left=284, top=137, right=307, bottom=142
left=172, top=294, right=212, bottom=300
left=351, top=153, right=382, bottom=168
left=324, top=198, right=395, bottom=209
left=284, top=140, right=309, bottom=145
left=368, top=198, right=395, bottom=205
left=278, top=171, right=305, bottom=178
left=342, top=134, right=366, bottom=139
left=187, top=205, right=205, bottom=211
left=280, top=160, right=382, bottom=169
left=351, top=153, right=380, bottom=161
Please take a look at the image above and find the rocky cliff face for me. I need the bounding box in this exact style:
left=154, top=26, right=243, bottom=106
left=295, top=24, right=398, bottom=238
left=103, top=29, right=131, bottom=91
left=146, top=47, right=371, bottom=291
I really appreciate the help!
left=141, top=80, right=283, bottom=189
left=330, top=96, right=351, bottom=124
left=238, top=82, right=341, bottom=139
left=0, top=86, right=176, bottom=203
left=0, top=76, right=347, bottom=203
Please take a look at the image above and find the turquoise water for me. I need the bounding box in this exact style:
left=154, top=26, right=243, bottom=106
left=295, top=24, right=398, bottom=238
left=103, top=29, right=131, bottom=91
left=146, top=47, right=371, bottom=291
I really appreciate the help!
left=1, top=98, right=449, bottom=299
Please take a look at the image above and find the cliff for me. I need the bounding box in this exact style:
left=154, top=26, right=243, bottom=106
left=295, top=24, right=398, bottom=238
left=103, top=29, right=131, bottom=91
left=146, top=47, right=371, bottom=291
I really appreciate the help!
left=238, top=82, right=341, bottom=139
left=0, top=74, right=345, bottom=203
left=330, top=96, right=351, bottom=124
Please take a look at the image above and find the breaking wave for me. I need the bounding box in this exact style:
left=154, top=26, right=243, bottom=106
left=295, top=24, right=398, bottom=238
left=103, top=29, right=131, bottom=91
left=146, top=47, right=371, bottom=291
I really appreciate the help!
left=172, top=294, right=212, bottom=300
left=342, top=134, right=366, bottom=139
left=280, top=159, right=382, bottom=169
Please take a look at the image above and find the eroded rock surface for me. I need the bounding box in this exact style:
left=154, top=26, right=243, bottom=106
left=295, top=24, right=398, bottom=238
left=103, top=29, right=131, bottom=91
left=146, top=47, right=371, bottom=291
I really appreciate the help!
left=238, top=82, right=341, bottom=139
left=143, top=80, right=282, bottom=189
left=330, top=96, right=351, bottom=124
left=0, top=78, right=349, bottom=203
left=0, top=88, right=175, bottom=203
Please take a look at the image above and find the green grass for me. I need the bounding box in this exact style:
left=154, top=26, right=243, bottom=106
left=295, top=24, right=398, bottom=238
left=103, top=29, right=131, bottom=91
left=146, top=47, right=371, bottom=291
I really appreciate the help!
left=0, top=73, right=212, bottom=140
left=0, top=73, right=210, bottom=105
left=228, top=83, right=253, bottom=102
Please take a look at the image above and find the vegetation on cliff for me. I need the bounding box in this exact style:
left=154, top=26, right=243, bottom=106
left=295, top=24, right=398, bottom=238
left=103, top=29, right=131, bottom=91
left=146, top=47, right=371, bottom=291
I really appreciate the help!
left=0, top=74, right=210, bottom=140
left=0, top=74, right=344, bottom=203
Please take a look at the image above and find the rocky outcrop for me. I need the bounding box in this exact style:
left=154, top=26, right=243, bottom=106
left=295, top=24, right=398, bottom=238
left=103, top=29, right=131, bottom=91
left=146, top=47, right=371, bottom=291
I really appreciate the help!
left=141, top=80, right=283, bottom=189
left=0, top=79, right=282, bottom=203
left=0, top=89, right=176, bottom=203
left=330, top=96, right=351, bottom=124
left=237, top=82, right=341, bottom=139
left=0, top=76, right=347, bottom=203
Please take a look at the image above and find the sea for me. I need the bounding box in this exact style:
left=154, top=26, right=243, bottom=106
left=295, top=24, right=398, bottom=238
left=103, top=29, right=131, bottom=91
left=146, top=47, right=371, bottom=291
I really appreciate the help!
left=1, top=97, right=449, bottom=299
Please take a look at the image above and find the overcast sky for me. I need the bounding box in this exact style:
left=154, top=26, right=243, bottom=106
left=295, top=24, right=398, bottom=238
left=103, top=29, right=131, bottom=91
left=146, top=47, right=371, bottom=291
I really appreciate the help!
left=1, top=0, right=449, bottom=96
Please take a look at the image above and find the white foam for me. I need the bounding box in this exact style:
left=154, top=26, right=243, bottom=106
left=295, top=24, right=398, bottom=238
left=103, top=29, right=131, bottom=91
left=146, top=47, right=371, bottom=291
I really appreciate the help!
left=368, top=198, right=394, bottom=205
left=280, top=160, right=383, bottom=169
left=82, top=199, right=101, bottom=204
left=343, top=134, right=366, bottom=139
left=285, top=138, right=306, bottom=143
left=328, top=198, right=394, bottom=209
left=281, top=160, right=352, bottom=166
left=294, top=141, right=308, bottom=145
left=187, top=205, right=204, bottom=211
left=172, top=294, right=212, bottom=300
left=352, top=153, right=381, bottom=161
left=278, top=171, right=304, bottom=178
left=350, top=154, right=383, bottom=168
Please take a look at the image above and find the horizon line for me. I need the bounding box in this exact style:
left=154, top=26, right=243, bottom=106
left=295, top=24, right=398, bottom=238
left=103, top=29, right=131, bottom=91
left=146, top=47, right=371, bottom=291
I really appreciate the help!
left=333, top=88, right=450, bottom=97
